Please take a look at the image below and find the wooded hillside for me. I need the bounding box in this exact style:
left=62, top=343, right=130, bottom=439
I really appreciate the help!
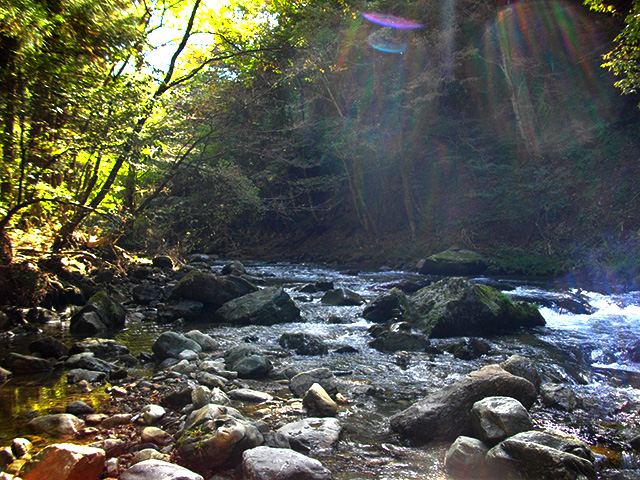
left=1, top=0, right=639, bottom=280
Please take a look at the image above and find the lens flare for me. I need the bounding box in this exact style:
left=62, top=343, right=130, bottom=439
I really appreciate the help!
left=367, top=29, right=408, bottom=53
left=362, top=12, right=423, bottom=30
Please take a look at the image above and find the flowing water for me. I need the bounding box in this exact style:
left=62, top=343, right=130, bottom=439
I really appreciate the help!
left=1, top=261, right=640, bottom=478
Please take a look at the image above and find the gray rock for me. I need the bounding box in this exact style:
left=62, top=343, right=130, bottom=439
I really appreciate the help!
left=130, top=449, right=170, bottom=465
left=216, top=287, right=301, bottom=325
left=470, top=396, right=534, bottom=445
left=277, top=417, right=342, bottom=453
left=279, top=332, right=328, bottom=356
left=120, top=459, right=203, bottom=480
left=225, top=346, right=273, bottom=379
left=184, top=330, right=219, bottom=351
left=141, top=404, right=166, bottom=425
left=192, top=385, right=212, bottom=409
left=228, top=388, right=273, bottom=403
left=390, top=365, right=537, bottom=441
left=65, top=352, right=115, bottom=373
left=68, top=311, right=108, bottom=335
left=178, top=404, right=263, bottom=469
left=27, top=413, right=85, bottom=439
left=11, top=438, right=32, bottom=459
left=240, top=446, right=332, bottom=480
left=444, top=436, right=490, bottom=480
left=158, top=300, right=204, bottom=323
left=486, top=430, right=596, bottom=480
left=321, top=288, right=364, bottom=306
left=289, top=368, right=340, bottom=398
left=141, top=426, right=174, bottom=446
left=152, top=332, right=203, bottom=361
left=221, top=260, right=246, bottom=276
left=170, top=270, right=257, bottom=309
left=195, top=371, right=227, bottom=389
left=405, top=277, right=545, bottom=337
left=500, top=355, right=542, bottom=391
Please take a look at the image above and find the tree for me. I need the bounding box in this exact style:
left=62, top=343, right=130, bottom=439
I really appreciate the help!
left=585, top=0, right=640, bottom=101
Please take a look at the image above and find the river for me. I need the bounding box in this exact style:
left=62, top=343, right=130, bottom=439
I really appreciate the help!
left=1, top=260, right=639, bottom=478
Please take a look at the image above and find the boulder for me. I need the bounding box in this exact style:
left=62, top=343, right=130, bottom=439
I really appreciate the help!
left=2, top=352, right=53, bottom=374
left=120, top=459, right=203, bottom=480
left=389, top=365, right=537, bottom=441
left=362, top=288, right=408, bottom=323
left=28, top=335, right=69, bottom=359
left=405, top=277, right=545, bottom=337
left=69, top=291, right=126, bottom=334
left=18, top=443, right=105, bottom=480
left=303, top=383, right=338, bottom=417
left=140, top=404, right=166, bottom=425
left=228, top=388, right=273, bottom=403
left=141, top=426, right=173, bottom=447
left=485, top=430, right=596, bottom=480
left=279, top=332, right=328, bottom=355
left=152, top=332, right=202, bottom=361
left=177, top=404, right=263, bottom=469
left=470, top=396, right=534, bottom=445
left=215, top=287, right=301, bottom=325
left=240, top=446, right=332, bottom=480
left=157, top=300, right=204, bottom=323
left=289, top=368, right=340, bottom=398
left=225, top=346, right=273, bottom=379
left=170, top=270, right=257, bottom=309
left=500, top=355, right=542, bottom=391
left=277, top=417, right=342, bottom=453
left=444, top=436, right=490, bottom=480
left=418, top=248, right=487, bottom=276
left=368, top=322, right=429, bottom=352
left=321, top=288, right=364, bottom=306
left=27, top=413, right=85, bottom=439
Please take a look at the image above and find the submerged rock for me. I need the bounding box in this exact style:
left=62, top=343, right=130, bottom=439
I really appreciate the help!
left=2, top=352, right=53, bottom=374
left=389, top=365, right=537, bottom=441
left=28, top=335, right=69, bottom=359
left=405, top=277, right=545, bottom=337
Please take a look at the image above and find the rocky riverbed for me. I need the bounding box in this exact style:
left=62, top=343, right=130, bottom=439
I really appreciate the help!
left=0, top=254, right=640, bottom=480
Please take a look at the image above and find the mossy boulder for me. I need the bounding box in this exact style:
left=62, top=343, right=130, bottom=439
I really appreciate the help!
left=405, top=277, right=545, bottom=337
left=70, top=290, right=126, bottom=333
left=418, top=249, right=487, bottom=276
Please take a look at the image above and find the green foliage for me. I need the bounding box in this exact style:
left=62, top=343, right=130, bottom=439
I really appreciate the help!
left=585, top=0, right=640, bottom=100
